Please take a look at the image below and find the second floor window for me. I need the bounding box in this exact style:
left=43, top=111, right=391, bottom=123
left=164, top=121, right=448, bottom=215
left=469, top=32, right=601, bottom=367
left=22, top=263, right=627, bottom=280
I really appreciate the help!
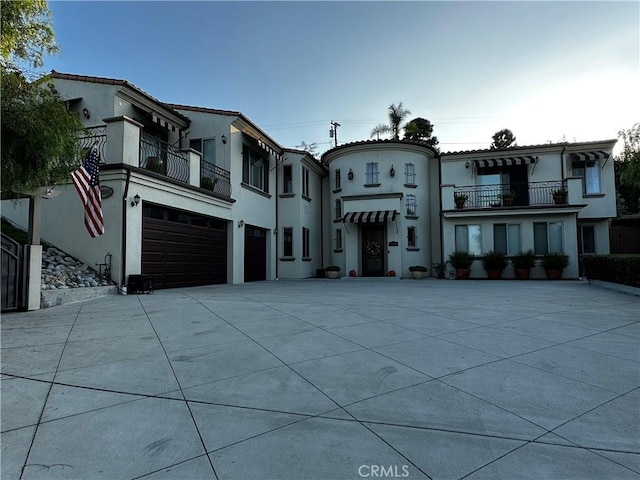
left=335, top=169, right=341, bottom=189
left=572, top=158, right=600, bottom=194
left=190, top=138, right=215, bottom=165
left=283, top=165, right=293, bottom=193
left=243, top=145, right=269, bottom=193
left=406, top=194, right=416, bottom=215
left=302, top=167, right=310, bottom=197
left=366, top=162, right=379, bottom=184
left=335, top=199, right=342, bottom=219
left=405, top=163, right=415, bottom=185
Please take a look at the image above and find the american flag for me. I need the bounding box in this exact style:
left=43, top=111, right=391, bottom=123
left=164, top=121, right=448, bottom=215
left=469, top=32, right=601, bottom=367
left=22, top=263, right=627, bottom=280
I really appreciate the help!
left=71, top=147, right=104, bottom=238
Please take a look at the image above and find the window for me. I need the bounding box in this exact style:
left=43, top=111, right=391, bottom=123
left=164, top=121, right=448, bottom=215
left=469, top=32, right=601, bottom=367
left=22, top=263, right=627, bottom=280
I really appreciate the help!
left=494, top=224, right=521, bottom=255
left=335, top=169, right=341, bottom=189
left=283, top=227, right=293, bottom=257
left=302, top=227, right=310, bottom=258
left=366, top=162, right=379, bottom=184
left=572, top=158, right=600, bottom=194
left=283, top=165, right=293, bottom=193
left=455, top=224, right=481, bottom=254
left=335, top=229, right=343, bottom=250
left=405, top=163, right=416, bottom=185
left=335, top=199, right=342, bottom=219
left=243, top=145, right=269, bottom=193
left=477, top=172, right=503, bottom=207
left=302, top=167, right=310, bottom=197
left=579, top=225, right=596, bottom=254
left=406, top=194, right=416, bottom=215
left=190, top=138, right=215, bottom=165
left=407, top=226, right=417, bottom=247
left=534, top=222, right=563, bottom=255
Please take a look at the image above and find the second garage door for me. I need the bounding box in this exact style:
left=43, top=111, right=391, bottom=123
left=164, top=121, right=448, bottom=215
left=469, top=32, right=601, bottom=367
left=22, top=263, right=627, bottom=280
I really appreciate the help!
left=142, top=203, right=227, bottom=289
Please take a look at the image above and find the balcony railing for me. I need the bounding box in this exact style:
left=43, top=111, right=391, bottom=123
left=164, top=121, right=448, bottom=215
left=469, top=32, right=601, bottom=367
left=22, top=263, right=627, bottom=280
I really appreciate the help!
left=200, top=162, right=232, bottom=197
left=454, top=181, right=567, bottom=209
left=80, top=126, right=107, bottom=164
left=139, top=134, right=189, bottom=183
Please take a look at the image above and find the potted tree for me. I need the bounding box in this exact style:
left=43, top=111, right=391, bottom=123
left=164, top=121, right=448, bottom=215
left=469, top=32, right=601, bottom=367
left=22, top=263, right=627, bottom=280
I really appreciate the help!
left=454, top=193, right=469, bottom=209
left=499, top=191, right=517, bottom=206
left=552, top=188, right=567, bottom=205
left=448, top=251, right=474, bottom=280
left=431, top=261, right=446, bottom=279
left=482, top=250, right=507, bottom=279
left=541, top=252, right=569, bottom=279
left=512, top=250, right=536, bottom=280
left=408, top=265, right=428, bottom=279
left=324, top=265, right=341, bottom=279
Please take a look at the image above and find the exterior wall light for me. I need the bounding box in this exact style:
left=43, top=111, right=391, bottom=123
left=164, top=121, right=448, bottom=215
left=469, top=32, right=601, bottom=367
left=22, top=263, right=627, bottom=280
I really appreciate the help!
left=348, top=168, right=354, bottom=180
left=221, top=135, right=227, bottom=144
left=390, top=165, right=395, bottom=177
left=238, top=220, right=245, bottom=228
left=131, top=194, right=140, bottom=207
left=465, top=161, right=470, bottom=169
left=82, top=107, right=91, bottom=119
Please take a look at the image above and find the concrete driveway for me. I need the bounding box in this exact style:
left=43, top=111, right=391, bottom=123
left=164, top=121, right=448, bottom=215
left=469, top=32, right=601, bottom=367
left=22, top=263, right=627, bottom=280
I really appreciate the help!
left=1, top=279, right=639, bottom=479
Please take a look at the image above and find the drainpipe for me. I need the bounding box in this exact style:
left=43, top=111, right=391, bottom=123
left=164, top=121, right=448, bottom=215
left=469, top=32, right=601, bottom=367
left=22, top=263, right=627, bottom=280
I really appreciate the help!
left=438, top=153, right=444, bottom=264
left=560, top=145, right=566, bottom=184
left=121, top=168, right=131, bottom=290
left=320, top=166, right=324, bottom=271
left=275, top=155, right=279, bottom=280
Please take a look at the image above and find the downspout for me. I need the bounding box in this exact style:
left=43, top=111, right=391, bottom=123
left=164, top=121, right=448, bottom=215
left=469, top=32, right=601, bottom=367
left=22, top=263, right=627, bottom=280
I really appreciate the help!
left=560, top=145, right=566, bottom=185
left=121, top=168, right=131, bottom=290
left=275, top=155, right=279, bottom=280
left=320, top=164, right=324, bottom=272
left=438, top=153, right=444, bottom=265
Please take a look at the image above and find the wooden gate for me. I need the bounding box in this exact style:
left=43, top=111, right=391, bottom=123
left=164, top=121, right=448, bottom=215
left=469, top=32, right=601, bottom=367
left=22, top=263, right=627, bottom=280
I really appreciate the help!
left=1, top=233, right=26, bottom=312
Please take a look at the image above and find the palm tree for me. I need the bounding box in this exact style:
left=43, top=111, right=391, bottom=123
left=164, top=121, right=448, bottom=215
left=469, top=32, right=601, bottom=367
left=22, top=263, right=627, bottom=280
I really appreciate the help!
left=370, top=102, right=411, bottom=140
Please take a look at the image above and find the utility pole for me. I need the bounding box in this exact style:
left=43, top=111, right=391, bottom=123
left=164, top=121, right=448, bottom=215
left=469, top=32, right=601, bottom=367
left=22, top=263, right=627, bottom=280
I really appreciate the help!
left=329, top=121, right=340, bottom=148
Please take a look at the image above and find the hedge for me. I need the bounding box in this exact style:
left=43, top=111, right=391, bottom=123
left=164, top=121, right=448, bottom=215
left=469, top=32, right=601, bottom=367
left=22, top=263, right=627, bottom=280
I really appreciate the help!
left=582, top=255, right=640, bottom=289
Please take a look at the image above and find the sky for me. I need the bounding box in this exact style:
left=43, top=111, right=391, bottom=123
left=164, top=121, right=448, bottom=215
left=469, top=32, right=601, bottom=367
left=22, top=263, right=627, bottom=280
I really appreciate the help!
left=44, top=1, right=639, bottom=156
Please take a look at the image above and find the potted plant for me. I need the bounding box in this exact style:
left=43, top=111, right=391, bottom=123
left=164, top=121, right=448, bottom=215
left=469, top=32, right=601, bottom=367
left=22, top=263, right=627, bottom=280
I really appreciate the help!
left=408, top=265, right=428, bottom=279
left=431, top=261, right=446, bottom=279
left=146, top=156, right=165, bottom=174
left=454, top=193, right=468, bottom=209
left=324, top=265, right=341, bottom=279
left=201, top=176, right=218, bottom=191
left=349, top=269, right=357, bottom=277
left=388, top=270, right=396, bottom=277
left=448, top=251, right=474, bottom=280
left=541, top=252, right=569, bottom=279
left=499, top=191, right=517, bottom=206
left=551, top=187, right=567, bottom=205
left=481, top=250, right=507, bottom=279
left=511, top=250, right=536, bottom=280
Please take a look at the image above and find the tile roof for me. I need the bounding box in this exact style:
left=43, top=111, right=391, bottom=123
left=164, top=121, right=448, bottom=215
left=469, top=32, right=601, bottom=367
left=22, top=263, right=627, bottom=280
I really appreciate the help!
left=442, top=139, right=617, bottom=156
left=321, top=139, right=438, bottom=162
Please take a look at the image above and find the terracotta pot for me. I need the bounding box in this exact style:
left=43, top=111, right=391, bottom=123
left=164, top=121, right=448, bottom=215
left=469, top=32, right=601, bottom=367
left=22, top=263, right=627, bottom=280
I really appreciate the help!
left=486, top=269, right=503, bottom=280
left=502, top=198, right=514, bottom=206
left=514, top=268, right=530, bottom=280
left=553, top=195, right=566, bottom=205
left=545, top=268, right=563, bottom=280
left=455, top=200, right=466, bottom=209
left=455, top=268, right=471, bottom=280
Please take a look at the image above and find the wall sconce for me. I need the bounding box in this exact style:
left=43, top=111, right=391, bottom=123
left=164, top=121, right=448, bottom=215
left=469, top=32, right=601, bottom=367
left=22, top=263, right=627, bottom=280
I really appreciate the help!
left=390, top=165, right=395, bottom=177
left=273, top=229, right=278, bottom=235
left=221, top=135, right=227, bottom=144
left=131, top=194, right=140, bottom=207
left=82, top=107, right=91, bottom=119
left=465, top=161, right=470, bottom=169
left=238, top=220, right=244, bottom=228
left=347, top=168, right=354, bottom=180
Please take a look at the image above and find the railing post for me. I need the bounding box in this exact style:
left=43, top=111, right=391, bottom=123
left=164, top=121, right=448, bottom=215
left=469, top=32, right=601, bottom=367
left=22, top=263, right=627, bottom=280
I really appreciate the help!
left=104, top=116, right=143, bottom=167
left=185, top=149, right=201, bottom=188
left=442, top=185, right=455, bottom=210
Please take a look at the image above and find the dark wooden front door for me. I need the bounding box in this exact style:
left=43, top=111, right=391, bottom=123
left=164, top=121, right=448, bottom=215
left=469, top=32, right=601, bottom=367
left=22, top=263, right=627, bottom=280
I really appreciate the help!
left=362, top=226, right=385, bottom=277
left=244, top=226, right=267, bottom=282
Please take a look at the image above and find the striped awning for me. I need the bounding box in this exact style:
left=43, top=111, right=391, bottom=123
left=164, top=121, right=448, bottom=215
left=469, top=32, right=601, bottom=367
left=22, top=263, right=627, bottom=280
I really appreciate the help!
left=474, top=156, right=537, bottom=169
left=342, top=210, right=397, bottom=223
left=570, top=151, right=610, bottom=162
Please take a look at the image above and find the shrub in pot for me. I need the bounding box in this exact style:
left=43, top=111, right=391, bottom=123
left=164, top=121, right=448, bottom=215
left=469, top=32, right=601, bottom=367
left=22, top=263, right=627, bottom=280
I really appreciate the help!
left=448, top=251, right=474, bottom=280
left=541, top=252, right=569, bottom=279
left=324, top=265, right=341, bottom=279
left=482, top=250, right=507, bottom=279
left=408, top=265, right=428, bottom=279
left=431, top=262, right=446, bottom=279
left=512, top=250, right=536, bottom=280
left=454, top=193, right=468, bottom=209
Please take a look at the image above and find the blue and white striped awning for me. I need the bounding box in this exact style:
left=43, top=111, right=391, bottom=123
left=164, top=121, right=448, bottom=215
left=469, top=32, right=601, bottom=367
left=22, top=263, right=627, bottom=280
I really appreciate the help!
left=342, top=210, right=397, bottom=223
left=474, top=156, right=538, bottom=168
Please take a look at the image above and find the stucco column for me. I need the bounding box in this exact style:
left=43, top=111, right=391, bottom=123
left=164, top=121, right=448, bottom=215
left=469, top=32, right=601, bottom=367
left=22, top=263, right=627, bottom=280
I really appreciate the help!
left=26, top=245, right=42, bottom=310
left=185, top=149, right=201, bottom=188
left=104, top=116, right=143, bottom=167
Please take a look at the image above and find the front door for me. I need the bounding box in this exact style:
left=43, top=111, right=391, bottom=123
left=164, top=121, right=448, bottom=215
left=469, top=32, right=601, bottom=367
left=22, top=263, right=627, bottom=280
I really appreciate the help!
left=362, top=226, right=385, bottom=277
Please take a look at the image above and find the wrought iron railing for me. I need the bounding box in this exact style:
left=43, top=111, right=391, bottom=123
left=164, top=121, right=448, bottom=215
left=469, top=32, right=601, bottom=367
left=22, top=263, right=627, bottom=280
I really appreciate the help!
left=200, top=162, right=232, bottom=197
left=139, top=134, right=189, bottom=183
left=80, top=126, right=107, bottom=164
left=454, top=180, right=567, bottom=209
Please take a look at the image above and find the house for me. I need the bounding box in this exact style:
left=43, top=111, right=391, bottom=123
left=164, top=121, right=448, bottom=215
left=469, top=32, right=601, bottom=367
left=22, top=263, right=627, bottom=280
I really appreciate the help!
left=1, top=71, right=618, bottom=309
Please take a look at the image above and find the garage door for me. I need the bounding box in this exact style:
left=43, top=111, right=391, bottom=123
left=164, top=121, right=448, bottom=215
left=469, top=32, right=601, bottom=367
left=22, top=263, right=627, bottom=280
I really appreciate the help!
left=244, top=225, right=267, bottom=282
left=142, top=203, right=227, bottom=289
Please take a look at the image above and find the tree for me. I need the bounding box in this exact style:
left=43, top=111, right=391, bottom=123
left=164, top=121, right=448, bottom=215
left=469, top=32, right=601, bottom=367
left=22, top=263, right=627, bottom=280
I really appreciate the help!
left=615, top=123, right=640, bottom=214
left=370, top=102, right=411, bottom=140
left=490, top=129, right=517, bottom=149
left=1, top=0, right=58, bottom=74
left=403, top=117, right=439, bottom=150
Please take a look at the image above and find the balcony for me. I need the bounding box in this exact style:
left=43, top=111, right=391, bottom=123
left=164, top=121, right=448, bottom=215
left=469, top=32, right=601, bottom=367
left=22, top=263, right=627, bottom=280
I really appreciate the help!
left=80, top=126, right=107, bottom=163
left=452, top=181, right=567, bottom=210
left=200, top=162, right=232, bottom=197
left=139, top=134, right=190, bottom=183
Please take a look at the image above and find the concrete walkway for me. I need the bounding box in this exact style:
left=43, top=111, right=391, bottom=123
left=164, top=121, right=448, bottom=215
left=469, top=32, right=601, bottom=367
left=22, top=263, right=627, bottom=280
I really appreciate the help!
left=1, top=279, right=638, bottom=480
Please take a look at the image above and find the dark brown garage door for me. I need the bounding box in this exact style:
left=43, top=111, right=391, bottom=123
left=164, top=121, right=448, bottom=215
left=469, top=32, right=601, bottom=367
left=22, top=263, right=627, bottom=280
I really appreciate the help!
left=142, top=203, right=227, bottom=289
left=244, top=226, right=267, bottom=282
